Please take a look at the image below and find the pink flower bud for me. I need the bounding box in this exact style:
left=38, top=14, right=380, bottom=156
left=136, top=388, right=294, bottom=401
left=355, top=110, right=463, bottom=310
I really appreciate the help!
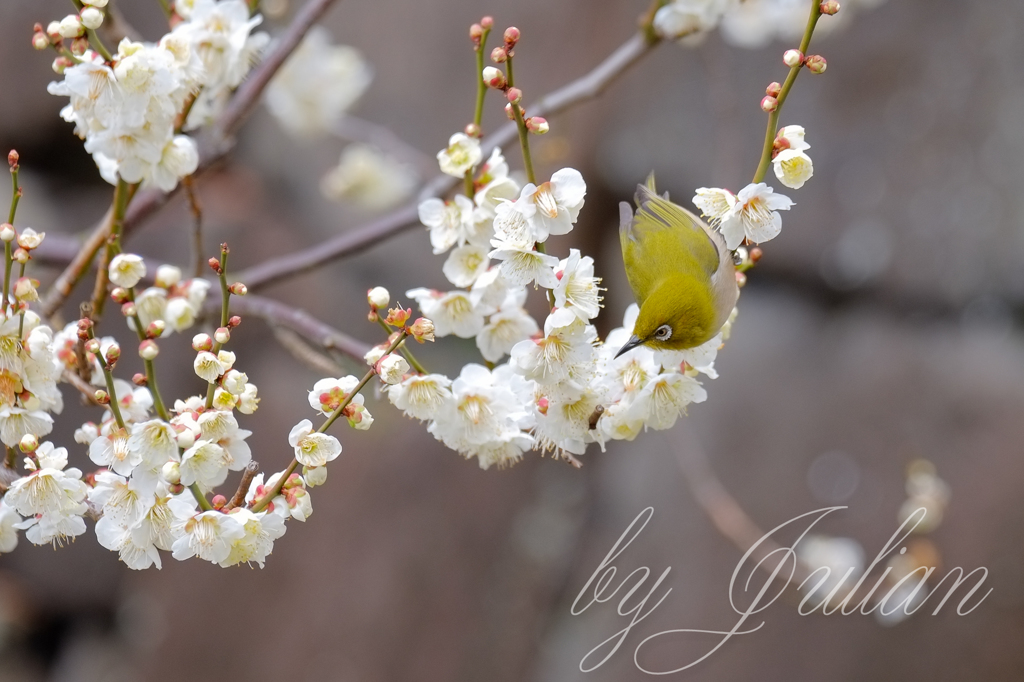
left=506, top=87, right=522, bottom=104
left=805, top=54, right=827, bottom=74
left=46, top=21, right=61, bottom=41
left=480, top=16, right=493, bottom=29
left=820, top=0, right=840, bottom=15
left=526, top=117, right=549, bottom=134
left=214, top=327, right=230, bottom=344
left=7, top=150, right=17, bottom=168
left=19, top=434, right=38, bottom=453
left=385, top=306, right=412, bottom=327
left=52, top=57, right=73, bottom=75
left=192, top=333, right=213, bottom=352
left=104, top=343, right=120, bottom=364
left=212, top=494, right=227, bottom=509
left=121, top=301, right=137, bottom=317
left=228, top=282, right=247, bottom=295
left=110, top=287, right=129, bottom=303
left=228, top=315, right=242, bottom=328
left=94, top=389, right=109, bottom=404
left=132, top=373, right=148, bottom=386
left=139, top=339, right=159, bottom=360
left=537, top=396, right=549, bottom=415
left=766, top=81, right=782, bottom=97
left=32, top=31, right=49, bottom=50
left=482, top=66, right=506, bottom=89
left=469, top=23, right=484, bottom=45
left=70, top=36, right=90, bottom=56
left=783, top=49, right=804, bottom=67
left=490, top=46, right=507, bottom=63
left=503, top=26, right=520, bottom=46
left=464, top=122, right=481, bottom=138
left=84, top=338, right=100, bottom=355
left=146, top=320, right=165, bottom=339
left=760, top=95, right=778, bottom=112
left=409, top=317, right=435, bottom=343
left=736, top=271, right=747, bottom=287
left=13, top=249, right=28, bottom=264
left=504, top=103, right=516, bottom=120
left=208, top=257, right=221, bottom=274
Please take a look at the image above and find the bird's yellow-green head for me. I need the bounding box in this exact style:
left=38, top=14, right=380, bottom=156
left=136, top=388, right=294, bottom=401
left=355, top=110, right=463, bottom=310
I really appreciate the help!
left=614, top=274, right=718, bottom=358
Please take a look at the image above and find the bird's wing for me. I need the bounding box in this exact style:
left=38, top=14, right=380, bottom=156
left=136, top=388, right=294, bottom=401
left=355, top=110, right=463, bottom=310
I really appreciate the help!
left=620, top=175, right=721, bottom=305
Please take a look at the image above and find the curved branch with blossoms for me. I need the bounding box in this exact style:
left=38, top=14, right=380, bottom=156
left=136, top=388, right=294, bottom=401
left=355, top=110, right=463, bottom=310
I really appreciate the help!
left=0, top=0, right=878, bottom=571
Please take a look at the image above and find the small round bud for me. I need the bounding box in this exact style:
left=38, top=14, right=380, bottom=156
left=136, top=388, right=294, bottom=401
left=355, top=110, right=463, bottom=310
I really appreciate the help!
left=736, top=271, right=748, bottom=288
left=175, top=428, right=195, bottom=449
left=104, top=343, right=120, bottom=364
left=162, top=461, right=181, bottom=484
left=506, top=87, right=522, bottom=104
left=750, top=246, right=763, bottom=263
left=46, top=21, right=62, bottom=41
left=110, top=287, right=129, bottom=303
left=760, top=95, right=778, bottom=112
left=482, top=66, right=506, bottom=89
left=805, top=54, right=827, bottom=74
left=469, top=23, right=484, bottom=44
left=132, top=373, right=148, bottom=386
left=367, top=286, right=390, bottom=310
left=0, top=224, right=15, bottom=242
left=480, top=15, right=493, bottom=29
left=212, top=494, right=227, bottom=509
left=228, top=282, right=247, bottom=296
left=94, top=389, right=109, bottom=404
left=214, top=327, right=231, bottom=344
left=504, top=103, right=516, bottom=120
left=154, top=264, right=182, bottom=288
left=783, top=49, right=804, bottom=67
left=490, top=46, right=507, bottom=63
left=120, top=301, right=137, bottom=317
left=84, top=338, right=100, bottom=355
left=32, top=31, right=49, bottom=50
left=58, top=14, right=83, bottom=38
left=208, top=257, right=221, bottom=273
left=52, top=57, right=74, bottom=75
left=464, top=122, right=481, bottom=138
left=820, top=0, right=840, bottom=15
left=7, top=150, right=18, bottom=168
left=168, top=483, right=184, bottom=495
left=19, top=434, right=38, bottom=453
left=526, top=117, right=549, bottom=134
left=765, top=81, right=782, bottom=97
left=228, top=315, right=242, bottom=328
left=146, top=320, right=165, bottom=339
left=503, top=26, right=520, bottom=46
left=13, top=249, right=29, bottom=265
left=70, top=37, right=90, bottom=56
left=192, top=333, right=213, bottom=352
left=80, top=7, right=104, bottom=30
left=139, top=339, right=159, bottom=360
left=409, top=317, right=435, bottom=343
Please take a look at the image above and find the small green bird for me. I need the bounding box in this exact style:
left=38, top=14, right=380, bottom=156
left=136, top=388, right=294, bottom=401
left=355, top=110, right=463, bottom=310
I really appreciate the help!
left=615, top=174, right=739, bottom=358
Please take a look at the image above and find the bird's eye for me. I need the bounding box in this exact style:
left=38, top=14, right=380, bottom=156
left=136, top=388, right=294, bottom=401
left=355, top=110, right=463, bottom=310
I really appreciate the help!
left=654, top=324, right=672, bottom=340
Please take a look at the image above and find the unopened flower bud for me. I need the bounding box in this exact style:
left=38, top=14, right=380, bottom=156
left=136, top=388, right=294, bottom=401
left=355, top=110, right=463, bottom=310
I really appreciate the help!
left=94, top=389, right=109, bottom=404
left=14, top=277, right=38, bottom=302
left=0, top=224, right=14, bottom=242
left=482, top=66, right=506, bottom=89
left=120, top=301, right=137, bottom=318
left=214, top=327, right=230, bottom=344
left=384, top=306, right=411, bottom=326
left=46, top=21, right=62, bottom=41
left=364, top=345, right=386, bottom=366
left=480, top=15, right=493, bottom=29
left=526, top=117, right=549, bottom=134
left=228, top=315, right=241, bottom=328
left=750, top=246, right=763, bottom=263
left=366, top=286, right=390, bottom=310
left=154, top=264, right=181, bottom=288
left=139, top=339, right=159, bottom=360
left=104, top=343, right=121, bottom=364
left=7, top=150, right=17, bottom=168
left=132, top=373, right=148, bottom=386
left=304, top=465, right=328, bottom=487
left=783, top=49, right=804, bottom=67
left=162, top=461, right=181, bottom=485
left=504, top=103, right=516, bottom=120
left=464, top=122, right=481, bottom=138
left=52, top=57, right=73, bottom=74
left=146, top=320, right=165, bottom=339
left=766, top=81, right=782, bottom=97
left=175, top=428, right=195, bottom=449
left=192, top=333, right=213, bottom=351
left=110, top=286, right=129, bottom=303
left=228, top=282, right=247, bottom=295
left=69, top=36, right=89, bottom=56
left=80, top=7, right=104, bottom=30
left=820, top=0, right=840, bottom=15
left=805, top=54, right=827, bottom=73
left=58, top=14, right=83, bottom=38
left=409, top=317, right=435, bottom=343
left=760, top=95, right=778, bottom=112
left=490, top=46, right=507, bottom=63
left=208, top=257, right=221, bottom=273
left=736, top=271, right=748, bottom=288
left=84, top=338, right=100, bottom=355
left=212, top=494, right=227, bottom=509
left=503, top=26, right=520, bottom=46
left=470, top=23, right=484, bottom=44
left=19, top=434, right=38, bottom=453
left=13, top=249, right=29, bottom=265
left=537, top=396, right=549, bottom=415
left=506, top=87, right=522, bottom=104
left=32, top=31, right=49, bottom=50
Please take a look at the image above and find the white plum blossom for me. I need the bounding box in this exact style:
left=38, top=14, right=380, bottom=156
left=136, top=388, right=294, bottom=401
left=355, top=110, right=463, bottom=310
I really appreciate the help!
left=627, top=371, right=707, bottom=430
left=487, top=202, right=559, bottom=288
left=108, top=253, right=146, bottom=288
left=692, top=187, right=738, bottom=230
left=219, top=508, right=287, bottom=568
left=773, top=149, right=814, bottom=189
left=510, top=308, right=597, bottom=398
left=6, top=443, right=88, bottom=546
left=653, top=0, right=732, bottom=41
left=265, top=26, right=372, bottom=137
left=0, top=502, right=22, bottom=554
left=437, top=132, right=482, bottom=177
left=321, top=144, right=418, bottom=211
left=406, top=288, right=486, bottom=339
left=179, top=440, right=231, bottom=491
left=387, top=374, right=453, bottom=422
left=442, top=244, right=491, bottom=287
left=288, top=419, right=342, bottom=467
left=515, top=168, right=587, bottom=241
left=718, top=182, right=794, bottom=248
left=553, top=249, right=603, bottom=321
left=475, top=290, right=539, bottom=363
left=418, top=195, right=479, bottom=254
left=170, top=506, right=245, bottom=564
left=473, top=148, right=519, bottom=216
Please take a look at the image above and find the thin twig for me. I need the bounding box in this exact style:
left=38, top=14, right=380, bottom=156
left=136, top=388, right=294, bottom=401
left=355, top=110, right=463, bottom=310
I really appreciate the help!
left=62, top=369, right=102, bottom=406
left=332, top=116, right=435, bottom=176
left=183, top=175, right=205, bottom=278
left=224, top=461, right=260, bottom=511
left=271, top=326, right=345, bottom=375
left=237, top=32, right=657, bottom=291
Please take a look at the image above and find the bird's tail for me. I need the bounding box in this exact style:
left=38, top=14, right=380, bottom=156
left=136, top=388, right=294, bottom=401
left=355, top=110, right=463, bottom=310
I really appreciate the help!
left=634, top=171, right=669, bottom=208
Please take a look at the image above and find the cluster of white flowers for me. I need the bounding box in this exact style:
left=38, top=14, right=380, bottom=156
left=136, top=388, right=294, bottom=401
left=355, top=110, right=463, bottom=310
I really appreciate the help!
left=46, top=0, right=268, bottom=190
left=692, top=125, right=814, bottom=249
left=365, top=133, right=740, bottom=470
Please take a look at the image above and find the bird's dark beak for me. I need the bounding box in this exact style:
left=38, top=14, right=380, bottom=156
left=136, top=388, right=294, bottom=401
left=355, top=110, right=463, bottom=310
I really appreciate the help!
left=615, top=334, right=643, bottom=359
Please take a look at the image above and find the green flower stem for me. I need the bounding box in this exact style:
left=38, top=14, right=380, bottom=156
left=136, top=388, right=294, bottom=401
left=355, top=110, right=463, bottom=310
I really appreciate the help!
left=376, top=318, right=427, bottom=374
left=92, top=178, right=133, bottom=319
left=249, top=330, right=409, bottom=514
left=752, top=0, right=822, bottom=183
left=4, top=163, right=20, bottom=317
left=204, top=245, right=232, bottom=410
left=190, top=482, right=214, bottom=511
left=463, top=25, right=492, bottom=197
left=16, top=262, right=26, bottom=338
left=87, top=28, right=113, bottom=62
left=93, top=352, right=127, bottom=430
left=505, top=56, right=537, bottom=185
left=8, top=163, right=20, bottom=224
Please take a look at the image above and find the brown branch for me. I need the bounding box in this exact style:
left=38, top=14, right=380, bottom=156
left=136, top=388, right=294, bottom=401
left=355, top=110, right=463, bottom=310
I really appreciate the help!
left=224, top=460, right=260, bottom=511
left=272, top=326, right=345, bottom=375
left=332, top=115, right=436, bottom=176
left=62, top=369, right=102, bottom=406
left=238, top=32, right=658, bottom=291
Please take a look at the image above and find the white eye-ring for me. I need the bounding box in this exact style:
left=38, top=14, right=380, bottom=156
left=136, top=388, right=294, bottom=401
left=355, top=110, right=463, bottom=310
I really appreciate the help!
left=653, top=324, right=672, bottom=340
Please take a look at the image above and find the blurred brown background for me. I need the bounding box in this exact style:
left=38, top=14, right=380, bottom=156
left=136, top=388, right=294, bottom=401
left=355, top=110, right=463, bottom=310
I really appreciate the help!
left=2, top=0, right=1024, bottom=680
